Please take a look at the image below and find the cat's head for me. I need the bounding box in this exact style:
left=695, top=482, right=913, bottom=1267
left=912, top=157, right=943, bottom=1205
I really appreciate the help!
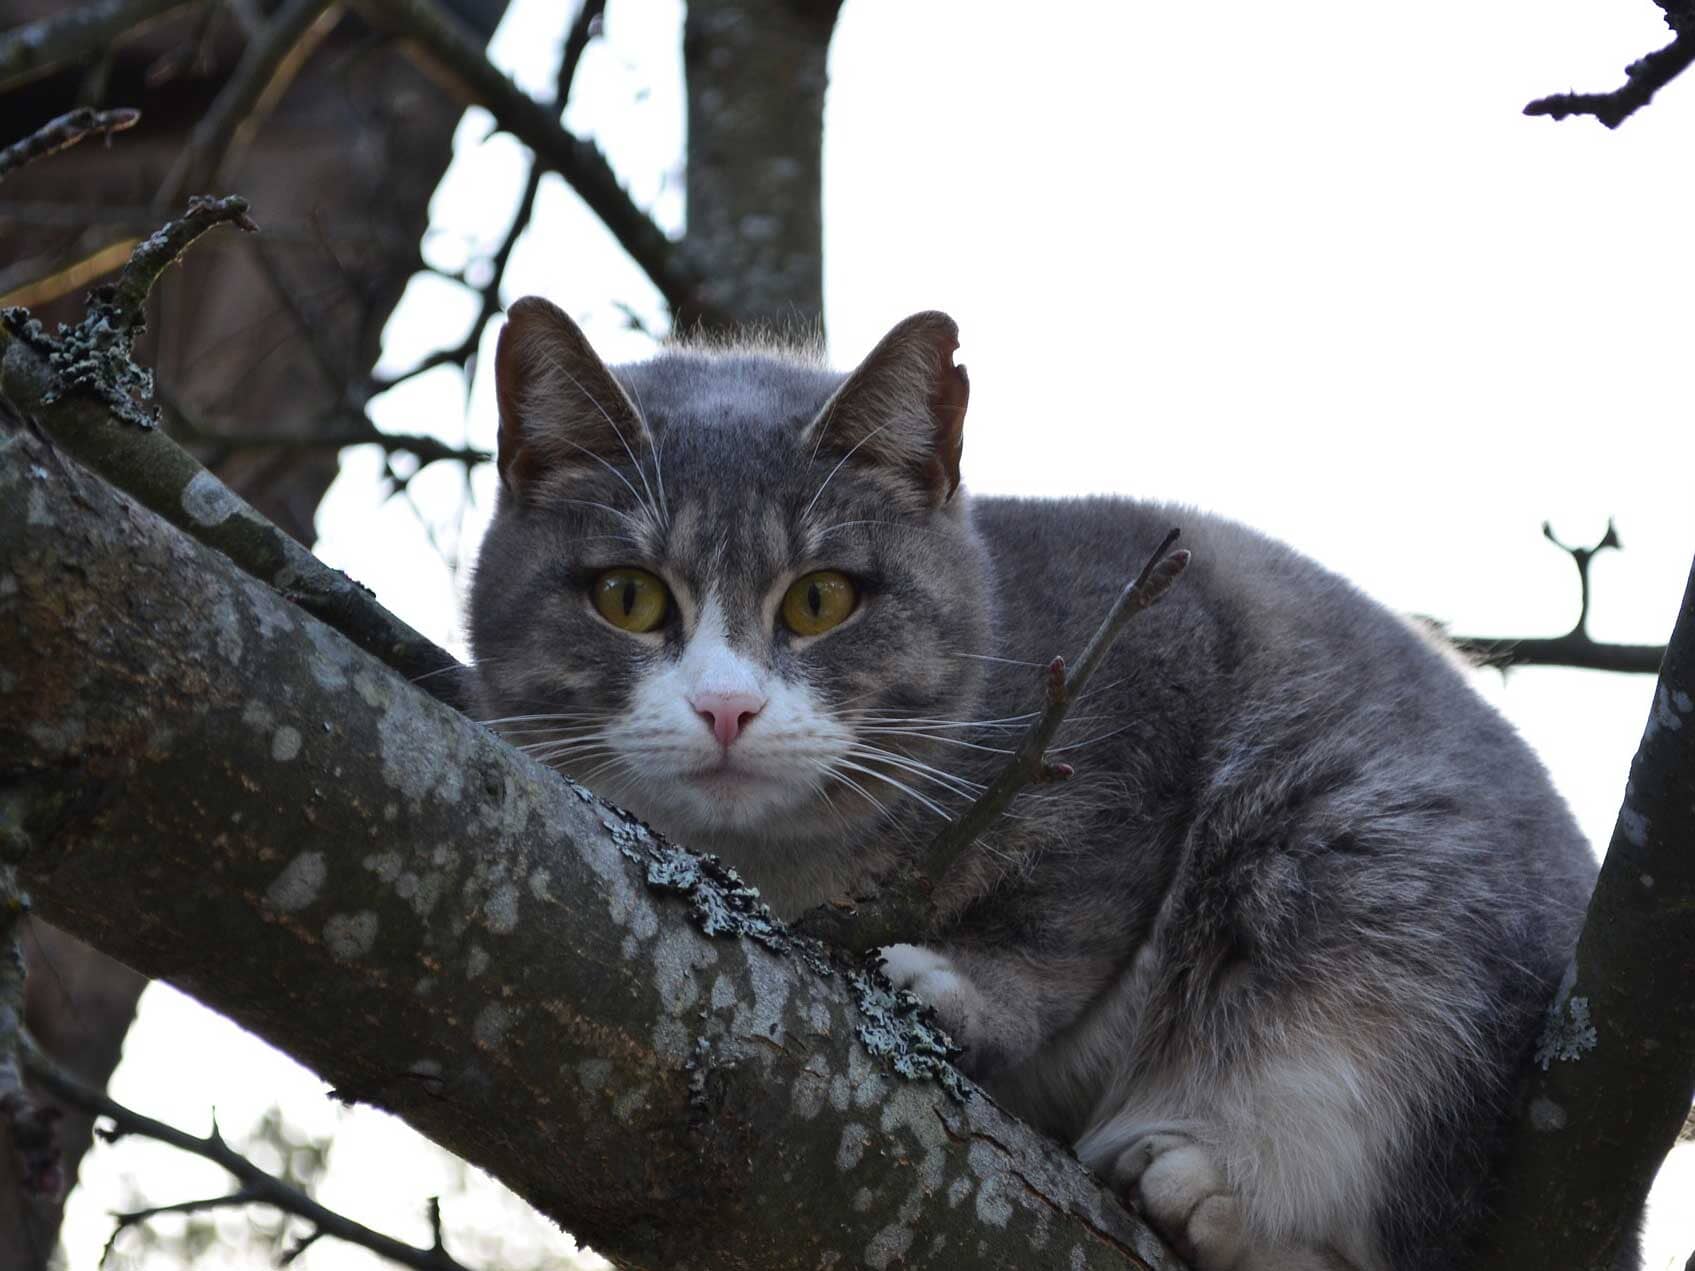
left=468, top=298, right=993, bottom=889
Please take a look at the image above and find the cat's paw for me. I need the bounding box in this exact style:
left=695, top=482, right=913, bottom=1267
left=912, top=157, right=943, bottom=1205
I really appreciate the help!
left=876, top=943, right=986, bottom=1067
left=1111, top=1135, right=1341, bottom=1271
left=1112, top=1133, right=1247, bottom=1270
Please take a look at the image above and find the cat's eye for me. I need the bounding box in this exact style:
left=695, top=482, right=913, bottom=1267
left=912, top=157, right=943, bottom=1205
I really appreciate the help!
left=781, top=570, right=858, bottom=637
left=592, top=568, right=669, bottom=633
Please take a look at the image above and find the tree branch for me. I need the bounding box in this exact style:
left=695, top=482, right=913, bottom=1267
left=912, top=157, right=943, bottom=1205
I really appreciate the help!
left=0, top=416, right=1184, bottom=1271
left=25, top=1043, right=471, bottom=1271
left=370, top=1, right=602, bottom=400
left=1526, top=26, right=1695, bottom=128
left=1475, top=547, right=1695, bottom=1266
left=1441, top=521, right=1666, bottom=675
left=153, top=0, right=342, bottom=210
left=0, top=318, right=463, bottom=702
left=798, top=531, right=1190, bottom=954
left=350, top=0, right=732, bottom=329
left=0, top=0, right=195, bottom=93
left=0, top=109, right=139, bottom=184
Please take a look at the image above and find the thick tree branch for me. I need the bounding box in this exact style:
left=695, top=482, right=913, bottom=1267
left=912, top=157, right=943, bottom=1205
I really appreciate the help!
left=351, top=0, right=732, bottom=329
left=1475, top=549, right=1695, bottom=1267
left=0, top=418, right=1183, bottom=1271
left=25, top=1044, right=470, bottom=1271
left=682, top=0, right=840, bottom=331
left=0, top=322, right=462, bottom=702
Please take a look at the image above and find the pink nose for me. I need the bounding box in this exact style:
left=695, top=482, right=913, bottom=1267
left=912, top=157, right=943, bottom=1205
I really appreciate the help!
left=692, top=691, right=765, bottom=747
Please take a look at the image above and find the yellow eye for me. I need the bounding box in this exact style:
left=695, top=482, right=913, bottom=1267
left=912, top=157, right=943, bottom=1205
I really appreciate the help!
left=592, top=568, right=669, bottom=633
left=781, top=570, right=858, bottom=637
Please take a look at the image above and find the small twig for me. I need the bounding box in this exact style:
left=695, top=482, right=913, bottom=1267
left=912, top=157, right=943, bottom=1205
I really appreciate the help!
left=165, top=395, right=491, bottom=468
left=350, top=0, right=729, bottom=328
left=1525, top=27, right=1695, bottom=128
left=153, top=0, right=340, bottom=209
left=372, top=0, right=605, bottom=395
left=1443, top=633, right=1664, bottom=676
left=0, top=107, right=140, bottom=183
left=2, top=272, right=465, bottom=702
left=1544, top=518, right=1621, bottom=638
left=798, top=530, right=1190, bottom=953
left=106, top=193, right=259, bottom=335
left=101, top=1188, right=266, bottom=1266
left=5, top=193, right=256, bottom=431
left=924, top=529, right=1188, bottom=884
left=25, top=1039, right=474, bottom=1271
left=0, top=0, right=194, bottom=93
left=1443, top=520, right=1663, bottom=675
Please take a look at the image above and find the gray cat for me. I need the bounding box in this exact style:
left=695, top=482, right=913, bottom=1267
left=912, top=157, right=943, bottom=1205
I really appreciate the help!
left=468, top=297, right=1611, bottom=1271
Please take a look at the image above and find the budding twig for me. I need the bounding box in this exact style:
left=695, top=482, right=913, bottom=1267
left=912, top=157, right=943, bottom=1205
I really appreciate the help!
left=798, top=529, right=1190, bottom=954
left=920, top=528, right=1189, bottom=887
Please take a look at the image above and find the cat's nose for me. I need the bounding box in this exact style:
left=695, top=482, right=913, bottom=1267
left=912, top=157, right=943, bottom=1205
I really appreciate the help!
left=691, top=691, right=765, bottom=748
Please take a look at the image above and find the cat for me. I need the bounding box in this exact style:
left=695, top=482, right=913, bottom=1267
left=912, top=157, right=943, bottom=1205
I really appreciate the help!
left=467, top=296, right=1614, bottom=1271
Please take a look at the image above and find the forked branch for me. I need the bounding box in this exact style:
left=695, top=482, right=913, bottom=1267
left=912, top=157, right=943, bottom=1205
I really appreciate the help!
left=24, top=1042, right=472, bottom=1271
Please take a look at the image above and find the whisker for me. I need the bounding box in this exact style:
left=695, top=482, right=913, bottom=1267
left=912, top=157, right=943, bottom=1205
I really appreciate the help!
left=846, top=743, right=985, bottom=797
left=855, top=727, right=1013, bottom=755
left=832, top=758, right=953, bottom=821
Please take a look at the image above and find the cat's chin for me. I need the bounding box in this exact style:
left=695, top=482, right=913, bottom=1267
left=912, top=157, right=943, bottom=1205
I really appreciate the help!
left=616, top=770, right=850, bottom=849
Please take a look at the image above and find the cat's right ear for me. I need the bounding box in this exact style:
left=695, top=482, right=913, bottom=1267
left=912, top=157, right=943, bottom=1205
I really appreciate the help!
left=493, top=297, right=649, bottom=497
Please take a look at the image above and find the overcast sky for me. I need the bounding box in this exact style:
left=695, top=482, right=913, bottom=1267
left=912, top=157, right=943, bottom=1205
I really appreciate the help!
left=63, top=2, right=1695, bottom=1267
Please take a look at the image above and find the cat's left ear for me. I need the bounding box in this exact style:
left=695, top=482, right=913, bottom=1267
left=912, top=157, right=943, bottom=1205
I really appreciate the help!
left=804, top=311, right=969, bottom=506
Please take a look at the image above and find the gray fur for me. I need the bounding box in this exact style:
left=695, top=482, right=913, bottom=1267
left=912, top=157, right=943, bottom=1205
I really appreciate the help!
left=468, top=299, right=1616, bottom=1271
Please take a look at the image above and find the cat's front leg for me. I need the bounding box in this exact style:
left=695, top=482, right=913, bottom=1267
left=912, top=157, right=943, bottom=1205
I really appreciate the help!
left=877, top=943, right=1046, bottom=1079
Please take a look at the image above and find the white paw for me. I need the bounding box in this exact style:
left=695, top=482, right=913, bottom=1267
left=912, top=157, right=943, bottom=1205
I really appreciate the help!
left=876, top=943, right=981, bottom=1053
left=1113, top=1134, right=1247, bottom=1271
left=1111, top=1134, right=1343, bottom=1271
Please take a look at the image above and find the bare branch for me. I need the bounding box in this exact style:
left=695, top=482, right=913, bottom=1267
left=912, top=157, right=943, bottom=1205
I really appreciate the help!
left=0, top=317, right=464, bottom=704
left=798, top=531, right=1190, bottom=954
left=162, top=394, right=491, bottom=468
left=27, top=1044, right=473, bottom=1271
left=1475, top=549, right=1695, bottom=1266
left=350, top=0, right=732, bottom=329
left=371, top=0, right=605, bottom=395
left=105, top=194, right=259, bottom=336
left=0, top=108, right=140, bottom=184
left=154, top=0, right=342, bottom=210
left=1441, top=521, right=1665, bottom=675
left=1443, top=633, right=1664, bottom=675
left=1526, top=27, right=1695, bottom=128
left=0, top=0, right=195, bottom=93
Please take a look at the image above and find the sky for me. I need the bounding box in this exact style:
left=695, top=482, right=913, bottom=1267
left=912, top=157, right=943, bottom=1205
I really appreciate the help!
left=58, top=1, right=1695, bottom=1267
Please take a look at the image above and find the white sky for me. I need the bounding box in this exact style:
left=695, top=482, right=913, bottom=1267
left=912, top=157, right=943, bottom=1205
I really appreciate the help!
left=60, top=1, right=1695, bottom=1267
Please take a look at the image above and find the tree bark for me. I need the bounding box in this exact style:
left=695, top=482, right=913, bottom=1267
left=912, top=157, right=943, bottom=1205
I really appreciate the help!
left=1475, top=552, right=1695, bottom=1269
left=682, top=0, right=839, bottom=333
left=0, top=416, right=1181, bottom=1271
